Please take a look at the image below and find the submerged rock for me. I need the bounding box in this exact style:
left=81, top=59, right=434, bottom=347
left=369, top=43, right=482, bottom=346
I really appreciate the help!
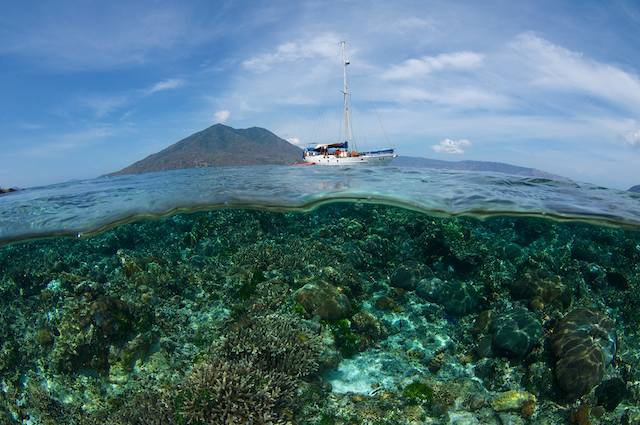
left=595, top=378, right=627, bottom=412
left=390, top=261, right=433, bottom=290
left=477, top=308, right=542, bottom=359
left=293, top=280, right=351, bottom=321
left=416, top=277, right=479, bottom=316
left=550, top=307, right=617, bottom=397
left=342, top=242, right=365, bottom=269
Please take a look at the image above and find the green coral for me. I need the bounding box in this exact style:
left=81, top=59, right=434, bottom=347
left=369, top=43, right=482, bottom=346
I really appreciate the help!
left=402, top=380, right=434, bottom=402
left=238, top=269, right=265, bottom=301
left=324, top=318, right=359, bottom=357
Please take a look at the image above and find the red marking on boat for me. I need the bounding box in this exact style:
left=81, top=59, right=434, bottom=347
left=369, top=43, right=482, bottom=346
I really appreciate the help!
left=294, top=162, right=316, bottom=165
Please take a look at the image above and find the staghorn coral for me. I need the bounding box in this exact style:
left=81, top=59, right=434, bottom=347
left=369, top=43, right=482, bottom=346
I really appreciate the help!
left=219, top=314, right=324, bottom=378
left=176, top=359, right=294, bottom=425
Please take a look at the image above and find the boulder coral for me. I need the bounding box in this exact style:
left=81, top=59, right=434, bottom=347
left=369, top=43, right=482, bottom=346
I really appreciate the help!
left=293, top=280, right=351, bottom=321
left=477, top=308, right=542, bottom=359
left=390, top=261, right=434, bottom=290
left=550, top=307, right=617, bottom=397
left=510, top=272, right=572, bottom=312
left=416, top=277, right=479, bottom=316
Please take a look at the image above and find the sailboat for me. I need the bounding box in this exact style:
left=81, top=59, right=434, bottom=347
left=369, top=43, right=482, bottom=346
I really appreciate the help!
left=300, top=41, right=397, bottom=166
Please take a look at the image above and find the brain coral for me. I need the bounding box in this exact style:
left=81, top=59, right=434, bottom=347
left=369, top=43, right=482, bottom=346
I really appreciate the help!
left=550, top=307, right=617, bottom=397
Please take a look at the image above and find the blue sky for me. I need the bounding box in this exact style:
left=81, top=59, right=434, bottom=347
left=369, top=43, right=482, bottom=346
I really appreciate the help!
left=1, top=0, right=640, bottom=190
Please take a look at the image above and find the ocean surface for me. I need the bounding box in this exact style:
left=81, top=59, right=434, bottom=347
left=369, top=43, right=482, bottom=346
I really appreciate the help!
left=1, top=165, right=639, bottom=424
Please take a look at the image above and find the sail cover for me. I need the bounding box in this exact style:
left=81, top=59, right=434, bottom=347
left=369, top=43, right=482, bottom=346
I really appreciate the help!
left=308, top=142, right=348, bottom=151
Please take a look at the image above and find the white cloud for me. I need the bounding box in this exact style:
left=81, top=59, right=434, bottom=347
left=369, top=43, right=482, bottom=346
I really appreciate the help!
left=431, top=139, right=471, bottom=154
left=242, top=34, right=338, bottom=71
left=148, top=78, right=184, bottom=93
left=286, top=137, right=304, bottom=148
left=511, top=33, right=640, bottom=113
left=395, top=87, right=509, bottom=109
left=624, top=130, right=640, bottom=148
left=18, top=123, right=42, bottom=130
left=214, top=110, right=230, bottom=124
left=77, top=94, right=129, bottom=117
left=383, top=52, right=483, bottom=80
left=385, top=17, right=436, bottom=34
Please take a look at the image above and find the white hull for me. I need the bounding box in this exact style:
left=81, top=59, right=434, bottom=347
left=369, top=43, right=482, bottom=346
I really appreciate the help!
left=303, top=152, right=396, bottom=166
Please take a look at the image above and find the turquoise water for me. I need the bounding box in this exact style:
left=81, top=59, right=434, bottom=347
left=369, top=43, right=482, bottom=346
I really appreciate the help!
left=1, top=166, right=639, bottom=424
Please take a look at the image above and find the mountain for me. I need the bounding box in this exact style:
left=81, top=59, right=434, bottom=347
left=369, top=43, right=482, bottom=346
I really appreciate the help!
left=391, top=156, right=567, bottom=180
left=629, top=185, right=640, bottom=193
left=102, top=124, right=303, bottom=177
left=103, top=124, right=566, bottom=181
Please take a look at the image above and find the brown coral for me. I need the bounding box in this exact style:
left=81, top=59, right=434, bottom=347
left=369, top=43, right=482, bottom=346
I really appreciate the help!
left=177, top=359, right=294, bottom=425
left=510, top=272, right=572, bottom=311
left=220, top=314, right=324, bottom=378
left=293, top=280, right=351, bottom=321
left=551, top=307, right=617, bottom=397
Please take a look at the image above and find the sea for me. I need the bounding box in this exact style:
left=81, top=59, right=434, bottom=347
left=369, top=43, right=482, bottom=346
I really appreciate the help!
left=1, top=165, right=639, bottom=424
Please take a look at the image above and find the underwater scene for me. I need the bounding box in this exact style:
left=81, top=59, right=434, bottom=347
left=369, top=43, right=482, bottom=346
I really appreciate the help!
left=1, top=166, right=640, bottom=425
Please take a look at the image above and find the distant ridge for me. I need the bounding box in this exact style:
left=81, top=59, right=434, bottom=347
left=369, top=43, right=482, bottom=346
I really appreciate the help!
left=629, top=185, right=640, bottom=193
left=102, top=124, right=303, bottom=177
left=391, top=156, right=567, bottom=180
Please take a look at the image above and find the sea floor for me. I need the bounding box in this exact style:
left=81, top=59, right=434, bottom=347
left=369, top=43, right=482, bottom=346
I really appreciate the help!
left=1, top=203, right=640, bottom=424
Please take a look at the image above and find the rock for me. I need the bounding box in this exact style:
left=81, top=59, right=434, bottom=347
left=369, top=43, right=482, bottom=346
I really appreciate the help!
left=342, top=243, right=365, bottom=269
left=479, top=309, right=542, bottom=359
left=416, top=277, right=445, bottom=302
left=571, top=245, right=599, bottom=263
left=445, top=411, right=479, bottom=425
left=491, top=389, right=535, bottom=412
left=595, top=378, right=626, bottom=412
left=390, top=261, right=433, bottom=290
left=496, top=241, right=525, bottom=262
left=550, top=307, right=617, bottom=396
left=361, top=234, right=389, bottom=264
left=293, top=280, right=351, bottom=321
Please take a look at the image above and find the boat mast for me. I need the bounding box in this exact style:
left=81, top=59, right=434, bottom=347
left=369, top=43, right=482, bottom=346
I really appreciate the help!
left=341, top=41, right=351, bottom=149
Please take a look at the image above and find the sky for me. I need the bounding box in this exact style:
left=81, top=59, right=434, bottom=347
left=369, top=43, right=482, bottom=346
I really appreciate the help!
left=1, top=0, right=640, bottom=190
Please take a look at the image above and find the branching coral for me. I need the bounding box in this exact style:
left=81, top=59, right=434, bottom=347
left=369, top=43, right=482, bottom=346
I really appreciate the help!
left=219, top=314, right=324, bottom=378
left=176, top=359, right=294, bottom=425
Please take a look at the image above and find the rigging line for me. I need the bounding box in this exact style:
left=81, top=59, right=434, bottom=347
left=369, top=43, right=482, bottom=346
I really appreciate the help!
left=309, top=47, right=342, bottom=146
left=345, top=44, right=395, bottom=150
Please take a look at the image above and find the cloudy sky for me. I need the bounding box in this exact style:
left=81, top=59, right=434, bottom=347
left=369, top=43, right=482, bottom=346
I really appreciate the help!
left=1, top=0, right=640, bottom=190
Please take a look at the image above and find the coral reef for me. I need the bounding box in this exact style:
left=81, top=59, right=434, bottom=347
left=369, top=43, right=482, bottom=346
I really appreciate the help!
left=550, top=307, right=617, bottom=396
left=416, top=277, right=479, bottom=316
left=390, top=261, right=433, bottom=290
left=1, top=202, right=639, bottom=424
left=510, top=271, right=572, bottom=312
left=477, top=308, right=542, bottom=359
left=293, top=280, right=351, bottom=321
left=176, top=359, right=295, bottom=424
left=218, top=313, right=325, bottom=377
